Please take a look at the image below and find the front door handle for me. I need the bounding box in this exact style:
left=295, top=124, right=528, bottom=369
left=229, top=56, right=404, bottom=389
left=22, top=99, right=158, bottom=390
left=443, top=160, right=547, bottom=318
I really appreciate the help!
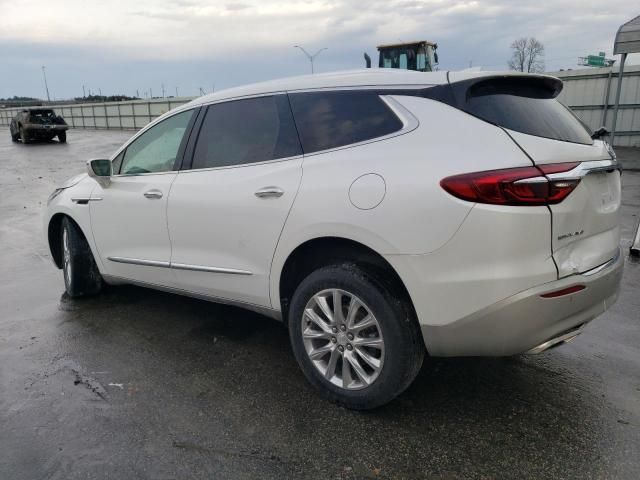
left=255, top=186, right=284, bottom=198
left=144, top=189, right=163, bottom=199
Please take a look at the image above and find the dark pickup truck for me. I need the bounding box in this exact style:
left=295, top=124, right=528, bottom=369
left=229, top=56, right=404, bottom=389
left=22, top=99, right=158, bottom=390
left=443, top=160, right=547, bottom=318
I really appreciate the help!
left=10, top=108, right=69, bottom=143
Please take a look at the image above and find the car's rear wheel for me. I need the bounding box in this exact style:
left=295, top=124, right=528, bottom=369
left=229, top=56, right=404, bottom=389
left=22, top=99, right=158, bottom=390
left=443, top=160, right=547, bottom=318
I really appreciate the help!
left=19, top=126, right=29, bottom=144
left=58, top=131, right=67, bottom=143
left=11, top=130, right=19, bottom=142
left=289, top=264, right=424, bottom=410
left=61, top=217, right=103, bottom=297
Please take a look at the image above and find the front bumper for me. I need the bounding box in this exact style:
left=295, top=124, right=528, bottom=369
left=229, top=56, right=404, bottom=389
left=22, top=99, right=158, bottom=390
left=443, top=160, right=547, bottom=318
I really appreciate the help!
left=421, top=248, right=624, bottom=357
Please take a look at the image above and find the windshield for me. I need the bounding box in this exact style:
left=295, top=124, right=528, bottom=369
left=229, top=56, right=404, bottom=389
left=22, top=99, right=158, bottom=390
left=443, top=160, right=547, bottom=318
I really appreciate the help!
left=379, top=46, right=432, bottom=72
left=29, top=110, right=57, bottom=122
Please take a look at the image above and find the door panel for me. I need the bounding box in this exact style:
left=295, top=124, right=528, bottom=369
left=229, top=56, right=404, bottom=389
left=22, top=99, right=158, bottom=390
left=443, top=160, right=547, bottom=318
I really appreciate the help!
left=90, top=173, right=178, bottom=285
left=168, top=159, right=302, bottom=306
left=89, top=108, right=196, bottom=285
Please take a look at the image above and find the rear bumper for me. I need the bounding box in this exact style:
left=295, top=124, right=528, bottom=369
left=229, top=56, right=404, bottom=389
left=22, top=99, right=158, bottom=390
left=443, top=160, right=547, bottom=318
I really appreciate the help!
left=421, top=248, right=624, bottom=356
left=26, top=125, right=68, bottom=136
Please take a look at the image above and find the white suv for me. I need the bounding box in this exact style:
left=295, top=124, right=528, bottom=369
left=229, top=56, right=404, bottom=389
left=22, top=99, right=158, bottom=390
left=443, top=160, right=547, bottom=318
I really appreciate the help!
left=45, top=69, right=623, bottom=409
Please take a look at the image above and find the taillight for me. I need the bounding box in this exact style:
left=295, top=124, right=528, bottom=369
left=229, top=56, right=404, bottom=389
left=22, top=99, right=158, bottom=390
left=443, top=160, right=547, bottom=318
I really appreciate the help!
left=440, top=163, right=580, bottom=206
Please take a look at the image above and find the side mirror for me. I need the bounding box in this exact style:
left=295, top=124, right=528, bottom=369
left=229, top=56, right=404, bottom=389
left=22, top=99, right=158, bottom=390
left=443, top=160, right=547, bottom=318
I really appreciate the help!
left=87, top=158, right=112, bottom=187
left=591, top=126, right=610, bottom=140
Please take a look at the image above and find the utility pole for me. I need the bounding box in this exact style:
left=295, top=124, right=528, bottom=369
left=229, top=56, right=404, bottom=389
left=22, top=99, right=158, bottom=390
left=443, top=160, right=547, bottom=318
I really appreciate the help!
left=41, top=66, right=51, bottom=102
left=150, top=87, right=153, bottom=98
left=82, top=85, right=86, bottom=98
left=161, top=83, right=165, bottom=98
left=99, top=88, right=102, bottom=97
left=293, top=46, right=328, bottom=74
left=175, top=86, right=178, bottom=97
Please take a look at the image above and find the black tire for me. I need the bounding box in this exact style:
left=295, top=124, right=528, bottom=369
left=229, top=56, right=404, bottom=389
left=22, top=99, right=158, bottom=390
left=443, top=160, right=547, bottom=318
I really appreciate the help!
left=11, top=131, right=19, bottom=142
left=19, top=126, right=30, bottom=144
left=58, top=131, right=67, bottom=143
left=289, top=264, right=425, bottom=410
left=61, top=217, right=103, bottom=297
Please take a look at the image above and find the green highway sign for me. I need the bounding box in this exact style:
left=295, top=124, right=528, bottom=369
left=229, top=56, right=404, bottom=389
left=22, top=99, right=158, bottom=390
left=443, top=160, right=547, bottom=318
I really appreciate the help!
left=587, top=55, right=606, bottom=66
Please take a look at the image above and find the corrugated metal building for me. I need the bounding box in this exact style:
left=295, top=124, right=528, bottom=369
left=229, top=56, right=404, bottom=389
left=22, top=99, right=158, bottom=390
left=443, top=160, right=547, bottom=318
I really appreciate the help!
left=552, top=64, right=640, bottom=147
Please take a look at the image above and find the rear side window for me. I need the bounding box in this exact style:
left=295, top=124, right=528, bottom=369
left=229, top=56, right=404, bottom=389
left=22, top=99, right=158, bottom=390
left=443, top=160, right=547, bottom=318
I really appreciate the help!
left=462, top=78, right=592, bottom=145
left=192, top=95, right=301, bottom=169
left=288, top=91, right=404, bottom=154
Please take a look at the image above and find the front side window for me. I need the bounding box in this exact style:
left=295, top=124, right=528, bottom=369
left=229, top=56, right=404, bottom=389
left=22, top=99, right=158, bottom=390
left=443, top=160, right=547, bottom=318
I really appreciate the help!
left=120, top=109, right=194, bottom=175
left=192, top=95, right=301, bottom=170
left=288, top=91, right=404, bottom=154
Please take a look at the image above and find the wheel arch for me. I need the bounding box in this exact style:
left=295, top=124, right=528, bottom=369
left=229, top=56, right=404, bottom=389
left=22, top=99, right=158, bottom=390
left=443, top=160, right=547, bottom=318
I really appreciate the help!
left=47, top=213, right=86, bottom=269
left=276, top=236, right=416, bottom=325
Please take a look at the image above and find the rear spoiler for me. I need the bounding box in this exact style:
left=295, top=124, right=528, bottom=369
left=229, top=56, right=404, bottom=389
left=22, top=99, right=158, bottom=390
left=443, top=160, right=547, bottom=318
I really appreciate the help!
left=409, top=74, right=564, bottom=109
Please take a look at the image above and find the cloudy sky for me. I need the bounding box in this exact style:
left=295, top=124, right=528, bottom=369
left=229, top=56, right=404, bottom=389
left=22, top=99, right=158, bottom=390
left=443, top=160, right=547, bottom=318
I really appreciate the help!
left=0, top=0, right=637, bottom=99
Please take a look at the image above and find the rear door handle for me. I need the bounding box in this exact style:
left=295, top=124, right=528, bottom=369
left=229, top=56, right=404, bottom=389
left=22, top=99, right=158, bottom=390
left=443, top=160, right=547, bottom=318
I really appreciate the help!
left=144, top=189, right=163, bottom=199
left=254, top=186, right=284, bottom=198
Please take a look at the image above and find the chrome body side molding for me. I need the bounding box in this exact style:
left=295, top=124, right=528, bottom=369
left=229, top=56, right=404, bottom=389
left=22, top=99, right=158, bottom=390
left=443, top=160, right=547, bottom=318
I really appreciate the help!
left=107, top=256, right=252, bottom=275
left=107, top=256, right=171, bottom=268
left=171, top=262, right=252, bottom=275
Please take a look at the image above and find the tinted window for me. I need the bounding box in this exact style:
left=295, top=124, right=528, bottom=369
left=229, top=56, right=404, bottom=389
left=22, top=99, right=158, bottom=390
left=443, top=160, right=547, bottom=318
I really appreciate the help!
left=192, top=95, right=301, bottom=169
left=120, top=109, right=194, bottom=175
left=289, top=91, right=404, bottom=154
left=463, top=78, right=592, bottom=145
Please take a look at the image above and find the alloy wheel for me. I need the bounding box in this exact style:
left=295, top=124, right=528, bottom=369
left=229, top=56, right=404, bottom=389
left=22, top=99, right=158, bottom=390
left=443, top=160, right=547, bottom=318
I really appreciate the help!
left=301, top=288, right=385, bottom=390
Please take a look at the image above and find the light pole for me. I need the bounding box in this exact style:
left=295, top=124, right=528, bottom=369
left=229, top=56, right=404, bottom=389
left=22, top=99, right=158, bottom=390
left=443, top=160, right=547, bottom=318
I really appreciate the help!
left=41, top=66, right=51, bottom=102
left=293, top=46, right=328, bottom=74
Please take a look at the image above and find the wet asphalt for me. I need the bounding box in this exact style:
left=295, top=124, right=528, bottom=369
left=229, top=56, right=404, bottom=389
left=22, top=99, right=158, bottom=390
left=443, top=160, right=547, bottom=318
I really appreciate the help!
left=0, top=129, right=639, bottom=480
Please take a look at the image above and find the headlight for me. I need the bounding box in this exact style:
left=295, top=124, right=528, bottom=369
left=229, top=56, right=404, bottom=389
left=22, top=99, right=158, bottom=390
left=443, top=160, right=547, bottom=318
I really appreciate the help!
left=47, top=188, right=64, bottom=205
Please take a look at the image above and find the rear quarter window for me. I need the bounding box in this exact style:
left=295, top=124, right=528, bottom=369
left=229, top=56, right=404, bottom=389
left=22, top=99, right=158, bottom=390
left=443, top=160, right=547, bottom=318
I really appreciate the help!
left=288, top=91, right=404, bottom=154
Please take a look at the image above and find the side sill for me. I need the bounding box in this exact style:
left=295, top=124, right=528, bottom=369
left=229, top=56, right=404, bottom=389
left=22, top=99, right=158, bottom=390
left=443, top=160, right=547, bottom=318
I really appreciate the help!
left=102, top=274, right=282, bottom=321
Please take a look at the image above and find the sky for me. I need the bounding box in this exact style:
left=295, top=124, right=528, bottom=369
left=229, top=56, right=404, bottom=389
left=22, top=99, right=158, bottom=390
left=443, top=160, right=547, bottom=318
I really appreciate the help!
left=0, top=0, right=638, bottom=100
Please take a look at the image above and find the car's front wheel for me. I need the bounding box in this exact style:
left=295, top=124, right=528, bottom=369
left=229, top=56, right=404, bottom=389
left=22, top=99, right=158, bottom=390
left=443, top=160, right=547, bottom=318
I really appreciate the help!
left=289, top=264, right=424, bottom=410
left=58, top=131, right=67, bottom=143
left=61, top=217, right=103, bottom=297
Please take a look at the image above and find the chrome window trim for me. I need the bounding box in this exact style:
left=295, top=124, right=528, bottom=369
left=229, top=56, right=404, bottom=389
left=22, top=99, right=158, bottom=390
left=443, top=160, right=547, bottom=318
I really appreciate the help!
left=110, top=87, right=425, bottom=171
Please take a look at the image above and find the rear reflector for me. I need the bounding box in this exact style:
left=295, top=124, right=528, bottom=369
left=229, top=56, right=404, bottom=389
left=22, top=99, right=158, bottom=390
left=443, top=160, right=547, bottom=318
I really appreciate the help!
left=540, top=285, right=586, bottom=298
left=440, top=163, right=580, bottom=206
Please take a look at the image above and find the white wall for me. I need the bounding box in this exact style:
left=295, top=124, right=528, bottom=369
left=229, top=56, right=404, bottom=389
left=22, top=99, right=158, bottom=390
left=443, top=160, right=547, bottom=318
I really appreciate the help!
left=0, top=97, right=196, bottom=131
